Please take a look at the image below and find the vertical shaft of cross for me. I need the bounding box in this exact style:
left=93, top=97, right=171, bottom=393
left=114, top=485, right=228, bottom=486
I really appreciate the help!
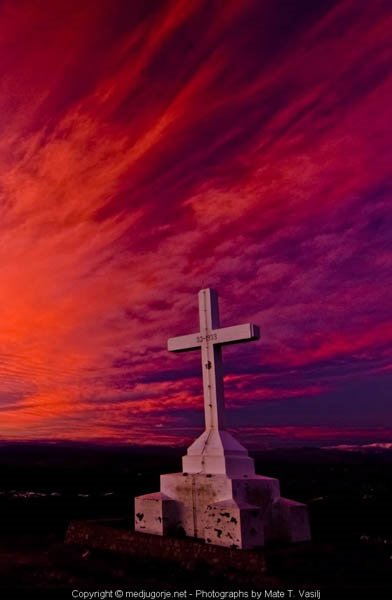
left=198, top=289, right=225, bottom=430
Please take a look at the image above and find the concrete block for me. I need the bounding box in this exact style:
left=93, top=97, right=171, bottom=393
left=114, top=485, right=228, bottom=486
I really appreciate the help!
left=134, top=492, right=178, bottom=535
left=204, top=499, right=264, bottom=549
left=160, top=472, right=233, bottom=538
left=231, top=475, right=280, bottom=511
left=265, top=497, right=311, bottom=543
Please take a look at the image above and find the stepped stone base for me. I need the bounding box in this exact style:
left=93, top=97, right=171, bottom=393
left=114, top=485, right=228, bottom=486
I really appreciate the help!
left=135, top=470, right=311, bottom=549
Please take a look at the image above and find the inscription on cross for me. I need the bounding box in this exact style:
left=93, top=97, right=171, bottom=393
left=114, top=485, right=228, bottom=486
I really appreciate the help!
left=168, top=288, right=260, bottom=431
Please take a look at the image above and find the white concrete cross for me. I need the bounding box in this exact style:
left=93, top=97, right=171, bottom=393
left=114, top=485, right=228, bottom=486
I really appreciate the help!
left=168, top=288, right=260, bottom=431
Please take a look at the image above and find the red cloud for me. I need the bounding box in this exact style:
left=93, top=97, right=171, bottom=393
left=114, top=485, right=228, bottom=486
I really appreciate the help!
left=0, top=0, right=390, bottom=445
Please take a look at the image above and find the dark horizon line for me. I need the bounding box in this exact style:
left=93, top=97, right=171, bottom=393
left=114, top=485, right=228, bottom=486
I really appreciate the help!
left=0, top=438, right=391, bottom=453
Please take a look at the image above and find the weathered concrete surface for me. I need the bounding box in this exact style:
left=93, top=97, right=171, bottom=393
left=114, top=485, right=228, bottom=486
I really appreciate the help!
left=65, top=519, right=267, bottom=580
left=135, top=471, right=311, bottom=548
left=134, top=492, right=178, bottom=536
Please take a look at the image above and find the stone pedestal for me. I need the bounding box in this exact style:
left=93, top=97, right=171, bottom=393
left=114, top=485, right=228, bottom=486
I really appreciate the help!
left=134, top=430, right=311, bottom=549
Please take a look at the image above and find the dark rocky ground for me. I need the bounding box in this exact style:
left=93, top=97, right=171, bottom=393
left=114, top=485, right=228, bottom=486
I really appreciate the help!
left=0, top=443, right=391, bottom=599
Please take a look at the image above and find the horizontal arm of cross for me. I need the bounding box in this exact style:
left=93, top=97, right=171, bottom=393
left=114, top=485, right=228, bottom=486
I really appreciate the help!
left=167, top=323, right=260, bottom=353
left=167, top=333, right=200, bottom=353
left=216, top=323, right=260, bottom=346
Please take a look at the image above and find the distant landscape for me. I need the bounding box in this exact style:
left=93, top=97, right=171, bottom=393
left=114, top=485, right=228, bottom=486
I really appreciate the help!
left=0, top=442, right=391, bottom=598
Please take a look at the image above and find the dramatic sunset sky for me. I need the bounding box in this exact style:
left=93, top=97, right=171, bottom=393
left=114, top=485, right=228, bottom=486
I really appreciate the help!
left=0, top=0, right=391, bottom=447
